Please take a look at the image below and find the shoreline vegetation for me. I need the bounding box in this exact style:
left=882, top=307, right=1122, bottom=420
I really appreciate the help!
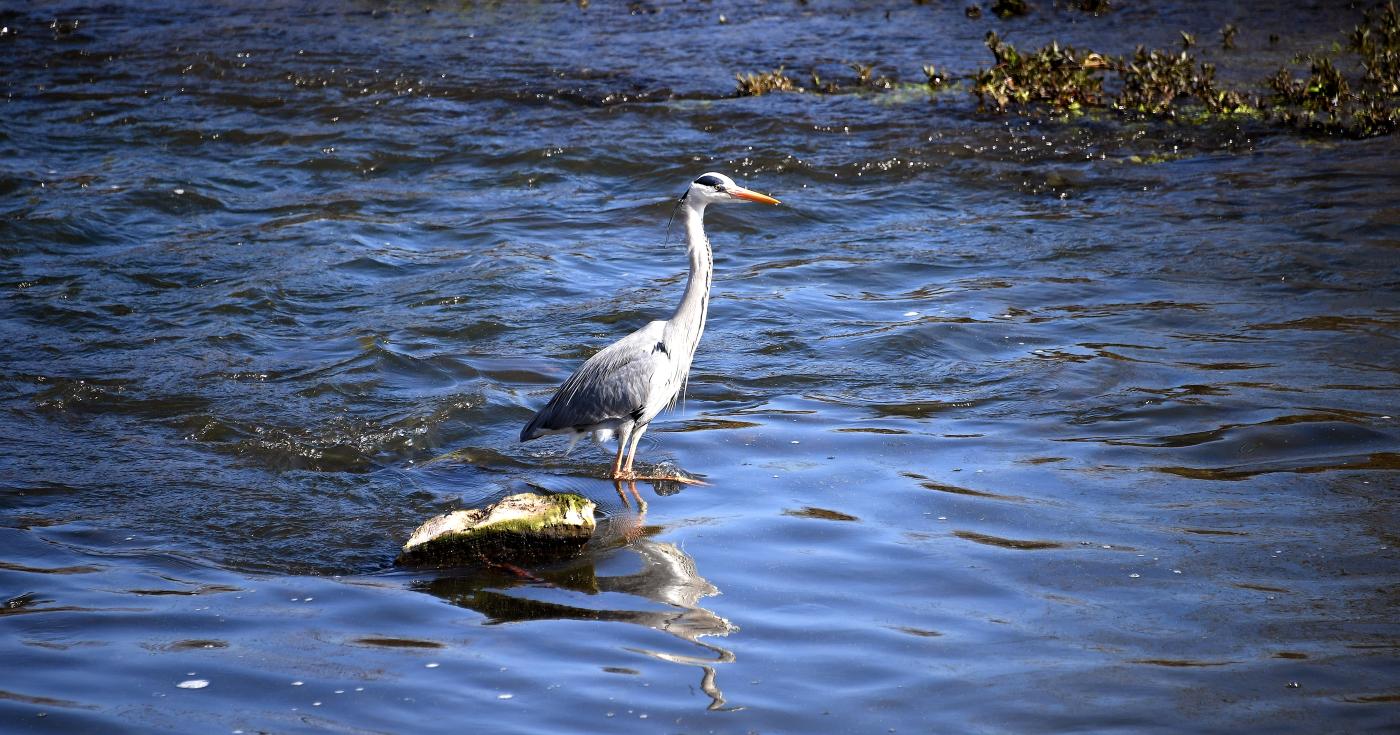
left=734, top=1, right=1400, bottom=138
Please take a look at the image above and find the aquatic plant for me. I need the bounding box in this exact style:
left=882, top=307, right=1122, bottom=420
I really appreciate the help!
left=1267, top=57, right=1398, bottom=136
left=973, top=31, right=1107, bottom=111
left=850, top=62, right=894, bottom=90
left=1192, top=63, right=1252, bottom=114
left=1350, top=1, right=1400, bottom=92
left=736, top=62, right=896, bottom=97
left=1068, top=0, right=1111, bottom=15
left=972, top=32, right=1249, bottom=117
left=735, top=66, right=800, bottom=96
left=809, top=68, right=839, bottom=94
left=726, top=0, right=1400, bottom=137
left=1265, top=2, right=1400, bottom=136
left=1116, top=47, right=1250, bottom=115
left=1114, top=47, right=1196, bottom=114
left=923, top=64, right=950, bottom=90
left=1221, top=24, right=1239, bottom=50
left=991, top=0, right=1030, bottom=19
left=1268, top=57, right=1349, bottom=112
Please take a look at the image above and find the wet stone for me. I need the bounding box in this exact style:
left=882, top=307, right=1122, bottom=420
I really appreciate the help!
left=395, top=493, right=596, bottom=568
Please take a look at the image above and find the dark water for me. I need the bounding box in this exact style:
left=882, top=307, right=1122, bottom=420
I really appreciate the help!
left=3, top=1, right=1399, bottom=732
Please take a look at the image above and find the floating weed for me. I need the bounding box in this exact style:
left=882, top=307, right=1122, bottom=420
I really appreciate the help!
left=1116, top=47, right=1251, bottom=115
left=1127, top=152, right=1188, bottom=165
left=1351, top=1, right=1400, bottom=92
left=736, top=62, right=895, bottom=97
left=1115, top=47, right=1197, bottom=114
left=974, top=32, right=1109, bottom=112
left=1069, top=0, right=1112, bottom=15
left=877, top=82, right=952, bottom=106
left=1268, top=57, right=1349, bottom=112
left=809, top=68, right=838, bottom=94
left=971, top=33, right=1252, bottom=119
left=923, top=64, right=950, bottom=90
left=1265, top=2, right=1400, bottom=137
left=850, top=62, right=894, bottom=90
left=991, top=0, right=1030, bottom=19
left=851, top=62, right=874, bottom=86
left=734, top=66, right=800, bottom=97
left=725, top=2, right=1398, bottom=137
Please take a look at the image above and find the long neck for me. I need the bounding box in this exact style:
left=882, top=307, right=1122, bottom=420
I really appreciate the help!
left=668, top=201, right=713, bottom=356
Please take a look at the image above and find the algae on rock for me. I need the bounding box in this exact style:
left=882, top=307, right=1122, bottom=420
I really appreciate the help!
left=396, top=492, right=597, bottom=568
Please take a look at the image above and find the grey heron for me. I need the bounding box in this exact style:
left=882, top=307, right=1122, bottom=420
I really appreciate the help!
left=520, top=172, right=780, bottom=482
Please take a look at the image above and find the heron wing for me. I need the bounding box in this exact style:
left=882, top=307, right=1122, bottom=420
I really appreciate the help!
left=521, top=321, right=667, bottom=440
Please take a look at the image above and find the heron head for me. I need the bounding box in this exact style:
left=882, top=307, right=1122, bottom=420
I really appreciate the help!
left=682, top=172, right=780, bottom=207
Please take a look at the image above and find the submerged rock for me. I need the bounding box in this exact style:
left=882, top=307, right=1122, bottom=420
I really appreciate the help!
left=396, top=492, right=596, bottom=568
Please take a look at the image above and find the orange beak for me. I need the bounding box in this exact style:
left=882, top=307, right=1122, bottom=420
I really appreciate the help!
left=728, top=185, right=781, bottom=205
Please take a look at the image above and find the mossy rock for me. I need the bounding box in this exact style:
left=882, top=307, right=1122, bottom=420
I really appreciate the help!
left=396, top=492, right=597, bottom=568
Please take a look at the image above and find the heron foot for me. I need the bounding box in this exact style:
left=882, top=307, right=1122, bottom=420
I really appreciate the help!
left=612, top=470, right=708, bottom=486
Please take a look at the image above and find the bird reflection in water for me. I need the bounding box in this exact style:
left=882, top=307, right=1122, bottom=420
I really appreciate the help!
left=613, top=478, right=647, bottom=526
left=411, top=483, right=738, bottom=710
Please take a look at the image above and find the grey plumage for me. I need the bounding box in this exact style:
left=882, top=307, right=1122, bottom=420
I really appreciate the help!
left=519, top=172, right=779, bottom=480
left=520, top=320, right=669, bottom=441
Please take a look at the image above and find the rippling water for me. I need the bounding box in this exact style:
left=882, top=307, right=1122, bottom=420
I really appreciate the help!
left=3, top=1, right=1398, bottom=732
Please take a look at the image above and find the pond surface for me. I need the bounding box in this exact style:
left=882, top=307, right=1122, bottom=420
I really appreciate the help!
left=3, top=1, right=1398, bottom=732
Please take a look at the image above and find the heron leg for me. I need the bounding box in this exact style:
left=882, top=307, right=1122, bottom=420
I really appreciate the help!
left=617, top=424, right=707, bottom=484
left=609, top=431, right=627, bottom=478
left=621, top=423, right=648, bottom=476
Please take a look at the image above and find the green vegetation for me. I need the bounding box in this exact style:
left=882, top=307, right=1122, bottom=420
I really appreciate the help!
left=735, top=62, right=894, bottom=97
left=968, top=33, right=1248, bottom=116
left=849, top=62, right=895, bottom=90
left=923, top=64, right=950, bottom=90
left=990, top=0, right=1030, bottom=19
left=1353, top=1, right=1400, bottom=91
left=1264, top=2, right=1400, bottom=136
left=809, top=68, right=840, bottom=94
left=1114, top=47, right=1250, bottom=115
left=1114, top=47, right=1197, bottom=114
left=735, top=67, right=800, bottom=96
left=732, top=1, right=1400, bottom=138
left=1069, top=0, right=1112, bottom=15
left=972, top=32, right=1107, bottom=111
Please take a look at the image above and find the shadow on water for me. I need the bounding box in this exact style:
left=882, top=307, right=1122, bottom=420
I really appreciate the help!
left=409, top=480, right=739, bottom=711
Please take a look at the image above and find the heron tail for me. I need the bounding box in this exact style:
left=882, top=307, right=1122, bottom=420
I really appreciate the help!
left=520, top=413, right=544, bottom=442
